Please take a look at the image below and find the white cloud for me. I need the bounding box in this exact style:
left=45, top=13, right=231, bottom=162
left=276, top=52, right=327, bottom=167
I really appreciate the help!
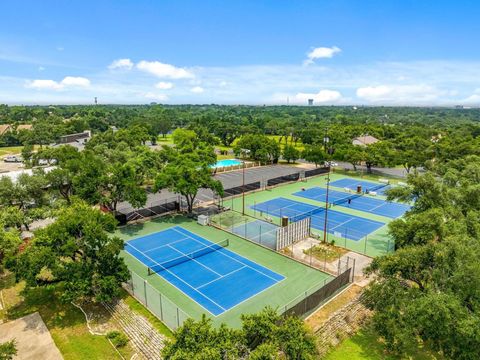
left=462, top=88, right=480, bottom=104
left=26, top=76, right=90, bottom=90
left=356, top=84, right=444, bottom=104
left=155, top=81, right=174, bottom=90
left=295, top=89, right=343, bottom=104
left=108, top=58, right=134, bottom=70
left=137, top=60, right=194, bottom=79
left=38, top=66, right=45, bottom=72
left=60, top=76, right=91, bottom=87
left=304, top=46, right=341, bottom=65
left=144, top=92, right=169, bottom=101
left=190, top=86, right=204, bottom=94
left=26, top=79, right=63, bottom=90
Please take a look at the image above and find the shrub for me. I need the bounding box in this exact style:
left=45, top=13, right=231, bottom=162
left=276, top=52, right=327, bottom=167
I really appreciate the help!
left=106, top=331, right=129, bottom=348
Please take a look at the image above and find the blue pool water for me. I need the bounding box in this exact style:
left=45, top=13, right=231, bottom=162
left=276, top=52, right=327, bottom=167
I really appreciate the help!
left=212, top=159, right=242, bottom=168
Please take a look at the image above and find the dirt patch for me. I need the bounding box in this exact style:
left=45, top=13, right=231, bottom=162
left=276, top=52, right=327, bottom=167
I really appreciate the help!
left=0, top=312, right=63, bottom=359
left=305, top=284, right=363, bottom=332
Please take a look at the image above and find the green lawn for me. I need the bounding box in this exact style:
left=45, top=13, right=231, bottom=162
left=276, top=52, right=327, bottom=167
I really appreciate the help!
left=266, top=135, right=305, bottom=152
left=0, top=146, right=23, bottom=157
left=1, top=280, right=133, bottom=359
left=324, top=326, right=440, bottom=360
left=156, top=134, right=174, bottom=146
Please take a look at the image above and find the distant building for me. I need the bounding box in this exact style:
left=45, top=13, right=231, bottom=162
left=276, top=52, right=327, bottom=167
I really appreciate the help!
left=16, top=124, right=33, bottom=131
left=0, top=124, right=12, bottom=136
left=0, top=124, right=32, bottom=135
left=352, top=135, right=379, bottom=147
left=52, top=130, right=91, bottom=151
left=308, top=99, right=314, bottom=106
left=455, top=105, right=464, bottom=109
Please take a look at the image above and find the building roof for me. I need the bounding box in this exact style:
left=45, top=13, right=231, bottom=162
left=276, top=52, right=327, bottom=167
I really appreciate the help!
left=17, top=124, right=33, bottom=131
left=0, top=124, right=11, bottom=135
left=352, top=135, right=379, bottom=146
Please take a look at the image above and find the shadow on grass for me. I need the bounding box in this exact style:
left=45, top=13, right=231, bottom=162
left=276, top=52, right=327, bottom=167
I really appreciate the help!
left=6, top=285, right=88, bottom=330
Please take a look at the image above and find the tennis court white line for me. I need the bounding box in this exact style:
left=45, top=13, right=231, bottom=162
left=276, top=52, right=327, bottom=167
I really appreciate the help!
left=143, top=236, right=191, bottom=254
left=165, top=242, right=224, bottom=277
left=125, top=241, right=227, bottom=312
left=172, top=226, right=282, bottom=284
left=195, top=265, right=247, bottom=290
left=171, top=227, right=246, bottom=273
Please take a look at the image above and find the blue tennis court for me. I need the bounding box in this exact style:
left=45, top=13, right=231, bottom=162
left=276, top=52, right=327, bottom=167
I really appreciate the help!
left=293, top=187, right=410, bottom=218
left=330, top=178, right=391, bottom=195
left=124, top=226, right=284, bottom=316
left=252, top=197, right=385, bottom=241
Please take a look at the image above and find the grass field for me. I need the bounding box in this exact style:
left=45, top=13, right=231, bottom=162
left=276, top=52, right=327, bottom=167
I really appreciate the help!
left=324, top=326, right=441, bottom=360
left=1, top=280, right=134, bottom=359
left=221, top=172, right=396, bottom=257
left=117, top=216, right=332, bottom=328
left=0, top=273, right=173, bottom=359
left=0, top=146, right=23, bottom=157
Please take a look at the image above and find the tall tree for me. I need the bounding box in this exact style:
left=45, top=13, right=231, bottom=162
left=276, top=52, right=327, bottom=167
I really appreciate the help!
left=155, top=130, right=223, bottom=213
left=15, top=201, right=129, bottom=303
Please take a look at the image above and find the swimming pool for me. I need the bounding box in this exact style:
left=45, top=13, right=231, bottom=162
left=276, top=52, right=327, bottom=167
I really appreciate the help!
left=212, top=159, right=242, bottom=168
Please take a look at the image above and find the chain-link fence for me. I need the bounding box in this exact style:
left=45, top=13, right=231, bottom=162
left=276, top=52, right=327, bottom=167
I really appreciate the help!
left=210, top=211, right=279, bottom=250
left=116, top=195, right=182, bottom=224
left=282, top=267, right=352, bottom=318
left=125, top=270, right=190, bottom=330
left=250, top=200, right=394, bottom=257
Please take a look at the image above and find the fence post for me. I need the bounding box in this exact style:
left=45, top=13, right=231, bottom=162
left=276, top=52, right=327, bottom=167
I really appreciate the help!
left=177, top=308, right=180, bottom=329
left=259, top=224, right=262, bottom=245
left=144, top=280, right=148, bottom=306
left=352, top=258, right=356, bottom=282
left=159, top=293, right=164, bottom=321
left=364, top=235, right=368, bottom=254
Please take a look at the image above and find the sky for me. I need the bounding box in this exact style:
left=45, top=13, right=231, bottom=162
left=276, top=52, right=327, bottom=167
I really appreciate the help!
left=1, top=0, right=480, bottom=106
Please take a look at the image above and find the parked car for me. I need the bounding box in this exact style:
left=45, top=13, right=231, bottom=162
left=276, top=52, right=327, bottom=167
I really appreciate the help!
left=38, top=159, right=57, bottom=166
left=3, top=155, right=23, bottom=163
left=324, top=161, right=338, bottom=167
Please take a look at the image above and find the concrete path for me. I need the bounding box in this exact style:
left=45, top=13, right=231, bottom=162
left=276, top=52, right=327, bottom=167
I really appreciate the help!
left=0, top=312, right=63, bottom=359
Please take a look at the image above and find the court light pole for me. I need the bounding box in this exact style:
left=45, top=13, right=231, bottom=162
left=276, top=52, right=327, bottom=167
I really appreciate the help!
left=323, top=131, right=330, bottom=243
left=241, top=149, right=251, bottom=215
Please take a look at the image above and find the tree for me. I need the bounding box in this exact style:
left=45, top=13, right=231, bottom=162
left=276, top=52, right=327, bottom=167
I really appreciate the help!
left=337, top=145, right=364, bottom=171
left=155, top=131, right=223, bottom=213
left=0, top=225, right=21, bottom=273
left=393, top=136, right=431, bottom=173
left=364, top=141, right=396, bottom=173
left=302, top=145, right=325, bottom=167
left=162, top=307, right=317, bottom=359
left=0, top=340, right=17, bottom=360
left=15, top=201, right=129, bottom=303
left=363, top=156, right=480, bottom=359
left=234, top=134, right=281, bottom=164
left=282, top=145, right=300, bottom=164
left=101, top=163, right=147, bottom=211
left=161, top=316, right=244, bottom=359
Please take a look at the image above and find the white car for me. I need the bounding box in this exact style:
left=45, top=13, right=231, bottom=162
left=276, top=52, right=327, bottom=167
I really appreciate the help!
left=3, top=155, right=23, bottom=163
left=324, top=161, right=338, bottom=167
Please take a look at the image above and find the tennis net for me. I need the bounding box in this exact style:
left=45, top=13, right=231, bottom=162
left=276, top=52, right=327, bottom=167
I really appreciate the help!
left=331, top=192, right=363, bottom=206
left=367, top=183, right=388, bottom=192
left=290, top=206, right=325, bottom=222
left=147, top=239, right=229, bottom=275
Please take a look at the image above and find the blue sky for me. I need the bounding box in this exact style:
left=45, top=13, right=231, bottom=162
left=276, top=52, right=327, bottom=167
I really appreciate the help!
left=1, top=0, right=480, bottom=105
